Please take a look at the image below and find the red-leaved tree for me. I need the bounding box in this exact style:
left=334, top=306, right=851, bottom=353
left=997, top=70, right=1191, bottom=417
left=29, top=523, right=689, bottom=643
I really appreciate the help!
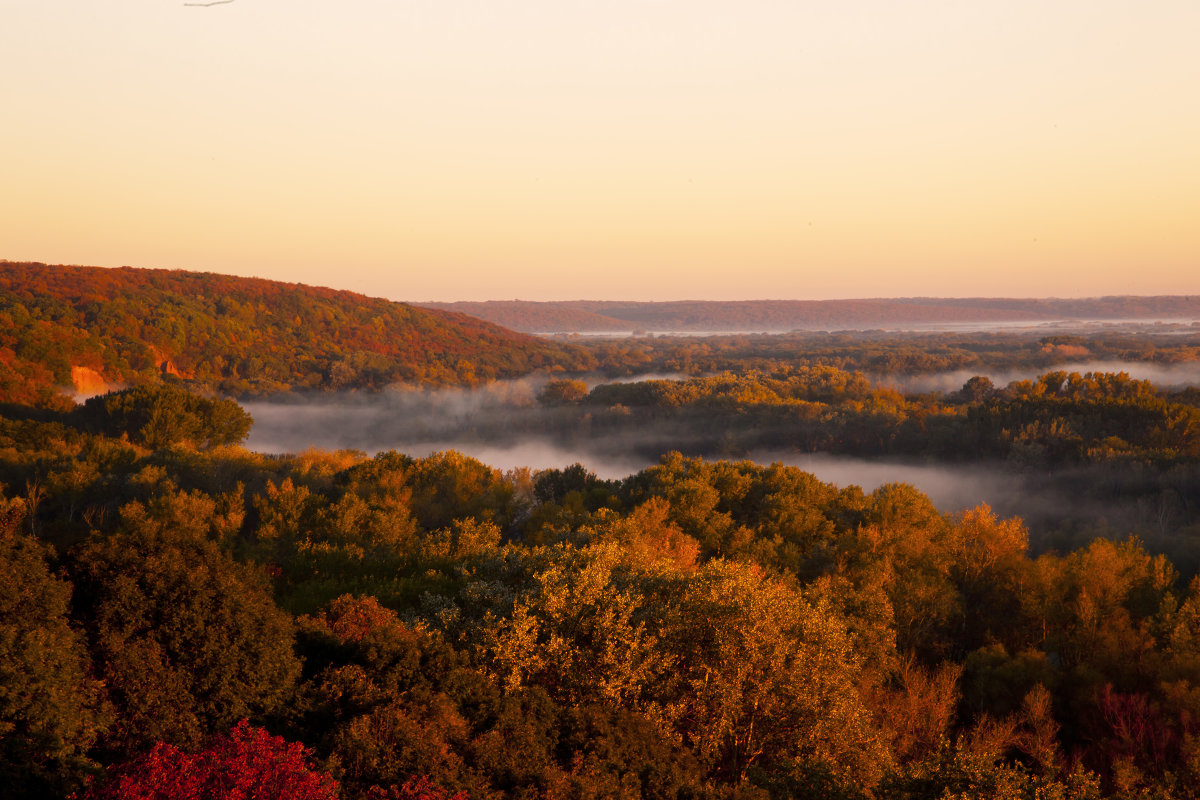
left=79, top=720, right=339, bottom=800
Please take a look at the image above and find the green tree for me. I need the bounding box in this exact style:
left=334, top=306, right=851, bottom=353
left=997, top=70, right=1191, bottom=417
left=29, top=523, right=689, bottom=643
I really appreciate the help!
left=76, top=384, right=252, bottom=449
left=295, top=595, right=492, bottom=799
left=0, top=497, right=107, bottom=798
left=68, top=508, right=300, bottom=757
left=404, top=450, right=518, bottom=531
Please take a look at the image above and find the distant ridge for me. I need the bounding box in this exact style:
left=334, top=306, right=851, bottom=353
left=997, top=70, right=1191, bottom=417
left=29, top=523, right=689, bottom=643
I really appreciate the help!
left=419, top=297, right=1200, bottom=333
left=0, top=262, right=589, bottom=406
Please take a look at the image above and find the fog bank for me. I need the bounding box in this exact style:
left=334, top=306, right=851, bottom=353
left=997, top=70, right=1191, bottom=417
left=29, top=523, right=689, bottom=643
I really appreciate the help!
left=871, top=359, right=1200, bottom=394
left=762, top=453, right=1027, bottom=513
left=243, top=364, right=1196, bottom=534
left=245, top=390, right=1033, bottom=513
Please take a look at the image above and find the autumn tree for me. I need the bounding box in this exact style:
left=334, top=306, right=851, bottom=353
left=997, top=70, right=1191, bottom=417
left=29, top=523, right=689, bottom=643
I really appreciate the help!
left=403, top=450, right=519, bottom=531
left=367, top=776, right=468, bottom=800
left=79, top=720, right=339, bottom=800
left=296, top=595, right=505, bottom=799
left=538, top=378, right=589, bottom=405
left=655, top=561, right=891, bottom=788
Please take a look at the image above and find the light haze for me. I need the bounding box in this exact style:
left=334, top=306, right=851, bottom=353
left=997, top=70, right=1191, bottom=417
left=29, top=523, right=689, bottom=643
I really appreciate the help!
left=3, top=1, right=1197, bottom=300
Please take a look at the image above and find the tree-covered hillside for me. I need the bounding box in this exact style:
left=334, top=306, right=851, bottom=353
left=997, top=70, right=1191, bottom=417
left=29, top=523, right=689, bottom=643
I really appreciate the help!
left=0, top=263, right=593, bottom=406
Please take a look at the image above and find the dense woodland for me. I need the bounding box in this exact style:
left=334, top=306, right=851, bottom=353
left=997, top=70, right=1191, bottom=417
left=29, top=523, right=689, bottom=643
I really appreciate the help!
left=5, top=265, right=1200, bottom=799
left=6, top=384, right=1200, bottom=799
left=557, top=367, right=1200, bottom=466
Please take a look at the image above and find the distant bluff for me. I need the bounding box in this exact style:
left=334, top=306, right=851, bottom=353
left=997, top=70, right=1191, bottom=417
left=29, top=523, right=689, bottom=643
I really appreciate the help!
left=421, top=297, right=1200, bottom=333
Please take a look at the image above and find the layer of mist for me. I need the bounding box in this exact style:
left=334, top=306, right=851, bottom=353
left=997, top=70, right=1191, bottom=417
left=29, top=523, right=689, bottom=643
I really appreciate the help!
left=756, top=455, right=1161, bottom=551
left=764, top=453, right=1027, bottom=513
left=244, top=363, right=1197, bottom=549
left=245, top=400, right=1025, bottom=511
left=243, top=382, right=654, bottom=480
left=246, top=399, right=1095, bottom=530
left=870, top=360, right=1200, bottom=394
left=243, top=379, right=542, bottom=449
left=244, top=382, right=1032, bottom=513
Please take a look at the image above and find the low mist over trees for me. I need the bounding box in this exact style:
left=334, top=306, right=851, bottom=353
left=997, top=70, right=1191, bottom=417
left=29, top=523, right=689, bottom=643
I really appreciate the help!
left=5, top=263, right=1200, bottom=413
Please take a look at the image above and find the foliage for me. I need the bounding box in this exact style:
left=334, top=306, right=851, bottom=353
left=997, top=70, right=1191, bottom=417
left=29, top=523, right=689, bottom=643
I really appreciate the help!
left=5, top=374, right=1200, bottom=797
left=538, top=378, right=589, bottom=405
left=78, top=719, right=339, bottom=800
left=0, top=496, right=106, bottom=798
left=0, top=262, right=593, bottom=404
left=76, top=383, right=253, bottom=448
left=67, top=503, right=300, bottom=756
left=367, top=776, right=468, bottom=800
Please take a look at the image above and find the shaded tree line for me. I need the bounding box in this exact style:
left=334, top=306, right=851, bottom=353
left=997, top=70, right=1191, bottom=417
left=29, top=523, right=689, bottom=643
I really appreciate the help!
left=533, top=368, right=1200, bottom=465
left=577, top=330, right=1200, bottom=382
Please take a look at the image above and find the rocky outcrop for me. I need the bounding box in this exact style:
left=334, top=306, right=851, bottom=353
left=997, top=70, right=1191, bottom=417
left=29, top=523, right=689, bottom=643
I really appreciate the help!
left=70, top=366, right=114, bottom=398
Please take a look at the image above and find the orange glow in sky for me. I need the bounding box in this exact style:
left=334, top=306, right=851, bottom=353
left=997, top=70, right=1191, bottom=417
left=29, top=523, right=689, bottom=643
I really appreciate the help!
left=2, top=1, right=1197, bottom=300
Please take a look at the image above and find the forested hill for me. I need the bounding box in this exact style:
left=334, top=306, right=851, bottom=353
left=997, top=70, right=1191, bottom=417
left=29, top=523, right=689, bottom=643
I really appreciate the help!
left=0, top=262, right=591, bottom=406
left=421, top=297, right=1200, bottom=332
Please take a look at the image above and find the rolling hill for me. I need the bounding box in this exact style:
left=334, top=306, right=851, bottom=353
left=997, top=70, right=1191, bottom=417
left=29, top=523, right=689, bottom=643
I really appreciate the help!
left=0, top=262, right=592, bottom=407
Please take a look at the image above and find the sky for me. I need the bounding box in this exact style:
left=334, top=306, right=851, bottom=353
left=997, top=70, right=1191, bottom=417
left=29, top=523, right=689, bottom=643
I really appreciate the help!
left=2, top=1, right=1198, bottom=301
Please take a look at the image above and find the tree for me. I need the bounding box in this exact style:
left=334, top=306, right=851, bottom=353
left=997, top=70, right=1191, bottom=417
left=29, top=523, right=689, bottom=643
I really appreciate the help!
left=0, top=497, right=106, bottom=798
left=79, top=720, right=339, bottom=800
left=956, top=376, right=996, bottom=404
left=656, top=560, right=891, bottom=788
left=295, top=595, right=492, bottom=799
left=76, top=384, right=252, bottom=449
left=582, top=499, right=700, bottom=571
left=538, top=379, right=589, bottom=406
left=404, top=450, right=517, bottom=531
left=455, top=542, right=672, bottom=708
left=367, top=776, right=468, bottom=800
left=68, top=514, right=300, bottom=756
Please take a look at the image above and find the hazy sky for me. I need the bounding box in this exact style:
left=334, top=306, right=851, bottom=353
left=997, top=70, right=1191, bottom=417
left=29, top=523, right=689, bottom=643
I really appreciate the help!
left=3, top=1, right=1197, bottom=301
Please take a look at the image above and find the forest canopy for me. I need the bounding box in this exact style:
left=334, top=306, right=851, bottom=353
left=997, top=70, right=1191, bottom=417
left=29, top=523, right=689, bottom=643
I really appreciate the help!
left=4, top=383, right=1200, bottom=799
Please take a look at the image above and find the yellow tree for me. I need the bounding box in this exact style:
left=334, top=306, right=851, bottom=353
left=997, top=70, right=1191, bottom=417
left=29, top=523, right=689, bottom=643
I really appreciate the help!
left=655, top=560, right=891, bottom=787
